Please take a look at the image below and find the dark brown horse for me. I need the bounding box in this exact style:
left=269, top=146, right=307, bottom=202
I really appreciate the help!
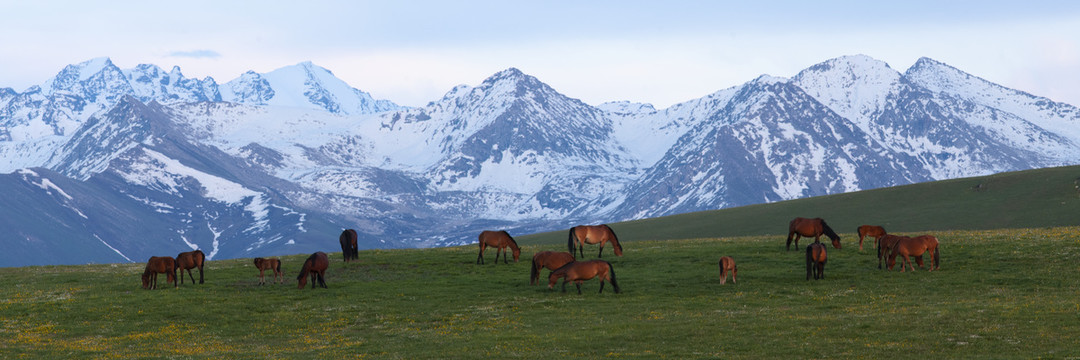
left=856, top=225, right=887, bottom=252
left=786, top=217, right=841, bottom=251
left=175, top=250, right=205, bottom=285
left=718, top=256, right=737, bottom=285
left=339, top=229, right=359, bottom=262
left=888, top=235, right=940, bottom=272
left=297, top=252, right=329, bottom=289
left=568, top=224, right=623, bottom=259
left=548, top=260, right=620, bottom=294
left=876, top=234, right=911, bottom=269
left=530, top=251, right=575, bottom=285
left=142, top=256, right=177, bottom=290
left=253, top=257, right=283, bottom=285
left=476, top=230, right=520, bottom=264
left=806, top=242, right=827, bottom=280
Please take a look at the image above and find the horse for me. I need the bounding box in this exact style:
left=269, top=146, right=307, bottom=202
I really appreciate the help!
left=296, top=252, right=329, bottom=289
left=175, top=250, right=205, bottom=285
left=339, top=229, right=359, bottom=262
left=806, top=242, right=827, bottom=280
left=476, top=230, right=520, bottom=265
left=141, top=256, right=177, bottom=290
left=548, top=260, right=620, bottom=294
left=856, top=225, right=887, bottom=252
left=530, top=251, right=575, bottom=285
left=887, top=235, right=940, bottom=272
left=786, top=217, right=841, bottom=251
left=253, top=257, right=283, bottom=285
left=567, top=224, right=623, bottom=259
left=718, top=256, right=737, bottom=285
left=876, top=234, right=911, bottom=269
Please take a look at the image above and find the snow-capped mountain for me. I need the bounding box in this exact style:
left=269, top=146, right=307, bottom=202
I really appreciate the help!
left=2, top=55, right=1078, bottom=266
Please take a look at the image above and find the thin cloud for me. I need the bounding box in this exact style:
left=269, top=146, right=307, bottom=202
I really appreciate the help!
left=168, top=50, right=222, bottom=59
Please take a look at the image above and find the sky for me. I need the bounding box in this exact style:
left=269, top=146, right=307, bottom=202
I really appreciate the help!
left=1, top=1, right=1079, bottom=109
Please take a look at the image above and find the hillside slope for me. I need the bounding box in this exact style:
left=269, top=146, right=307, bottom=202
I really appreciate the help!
left=520, top=165, right=1080, bottom=245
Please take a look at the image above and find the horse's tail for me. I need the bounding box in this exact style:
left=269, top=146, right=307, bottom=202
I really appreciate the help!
left=605, top=260, right=620, bottom=294
left=275, top=259, right=282, bottom=274
left=530, top=256, right=539, bottom=285
left=933, top=245, right=940, bottom=269
left=567, top=227, right=577, bottom=256
left=805, top=244, right=813, bottom=280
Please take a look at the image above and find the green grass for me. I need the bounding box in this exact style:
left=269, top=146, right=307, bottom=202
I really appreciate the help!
left=3, top=165, right=1080, bottom=358
left=3, top=227, right=1080, bottom=358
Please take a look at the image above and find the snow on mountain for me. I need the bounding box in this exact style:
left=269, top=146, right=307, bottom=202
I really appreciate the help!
left=905, top=57, right=1080, bottom=144
left=3, top=55, right=1080, bottom=266
left=221, top=61, right=403, bottom=115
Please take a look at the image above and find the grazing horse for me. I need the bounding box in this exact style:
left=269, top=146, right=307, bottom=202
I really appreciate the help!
left=786, top=217, right=841, bottom=251
left=806, top=243, right=827, bottom=280
left=888, top=235, right=940, bottom=272
left=253, top=257, right=283, bottom=285
left=339, top=229, right=359, bottom=263
left=856, top=225, right=887, bottom=252
left=175, top=250, right=205, bottom=285
left=876, top=234, right=911, bottom=269
left=142, top=256, right=177, bottom=290
left=530, top=251, right=575, bottom=285
left=718, top=256, right=737, bottom=285
left=548, top=260, right=620, bottom=294
left=567, top=224, right=623, bottom=259
left=476, top=230, right=521, bottom=265
left=296, top=252, right=329, bottom=289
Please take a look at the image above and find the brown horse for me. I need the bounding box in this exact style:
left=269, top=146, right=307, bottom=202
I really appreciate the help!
left=253, top=257, right=283, bottom=285
left=530, top=251, right=575, bottom=285
left=548, top=260, right=620, bottom=294
left=297, top=252, right=329, bottom=289
left=718, top=256, right=737, bottom=285
left=876, top=234, right=911, bottom=269
left=888, top=235, right=940, bottom=272
left=786, top=217, right=841, bottom=251
left=339, top=229, right=359, bottom=262
left=856, top=225, right=887, bottom=252
left=806, top=242, right=827, bottom=280
left=476, top=230, right=520, bottom=264
left=568, top=224, right=623, bottom=259
left=142, top=256, right=177, bottom=290
left=175, top=250, right=205, bottom=285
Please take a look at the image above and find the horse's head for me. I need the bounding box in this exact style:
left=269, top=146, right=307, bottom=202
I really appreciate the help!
left=511, top=247, right=521, bottom=262
left=830, top=236, right=841, bottom=250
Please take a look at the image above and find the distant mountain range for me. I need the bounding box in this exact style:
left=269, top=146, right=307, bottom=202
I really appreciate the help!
left=2, top=55, right=1077, bottom=267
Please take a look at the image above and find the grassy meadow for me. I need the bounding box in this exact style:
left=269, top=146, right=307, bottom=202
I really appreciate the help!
left=2, top=165, right=1079, bottom=358
left=2, top=227, right=1080, bottom=358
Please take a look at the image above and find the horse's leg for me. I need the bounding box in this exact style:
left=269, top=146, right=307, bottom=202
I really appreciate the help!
left=561, top=279, right=568, bottom=293
left=858, top=234, right=864, bottom=252
left=318, top=272, right=327, bottom=288
left=597, top=242, right=604, bottom=258
left=258, top=269, right=264, bottom=285
left=477, top=244, right=484, bottom=264
left=198, top=266, right=204, bottom=284
left=500, top=247, right=507, bottom=264
left=575, top=281, right=582, bottom=295
left=914, top=255, right=925, bottom=269
left=599, top=278, right=605, bottom=293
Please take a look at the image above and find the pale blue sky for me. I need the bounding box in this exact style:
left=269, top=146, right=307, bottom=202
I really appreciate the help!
left=2, top=0, right=1079, bottom=108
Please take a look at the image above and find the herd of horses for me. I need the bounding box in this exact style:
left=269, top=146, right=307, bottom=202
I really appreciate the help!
left=140, top=217, right=940, bottom=291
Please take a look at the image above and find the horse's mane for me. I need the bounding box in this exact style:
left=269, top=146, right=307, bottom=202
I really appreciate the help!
left=820, top=220, right=840, bottom=241
left=502, top=231, right=519, bottom=249
left=602, top=224, right=622, bottom=252
left=296, top=253, right=317, bottom=280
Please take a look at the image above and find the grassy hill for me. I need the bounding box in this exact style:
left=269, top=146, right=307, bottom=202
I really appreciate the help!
left=1, top=166, right=1079, bottom=358
left=521, top=164, right=1080, bottom=247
